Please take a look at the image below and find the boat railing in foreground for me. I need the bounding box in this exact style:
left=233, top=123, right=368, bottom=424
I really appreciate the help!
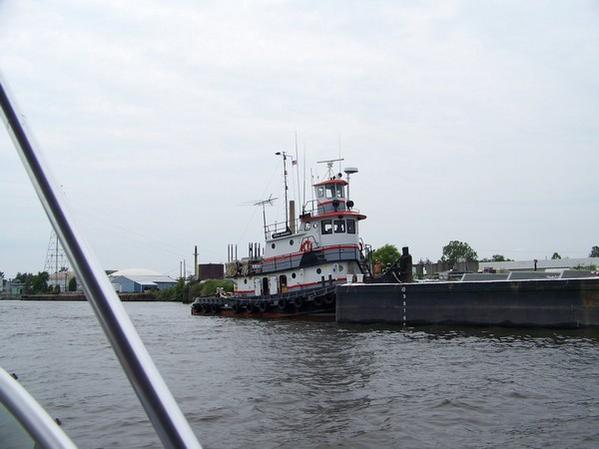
left=0, top=74, right=202, bottom=449
left=0, top=368, right=78, bottom=449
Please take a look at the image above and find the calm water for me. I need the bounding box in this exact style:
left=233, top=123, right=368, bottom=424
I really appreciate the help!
left=1, top=300, right=599, bottom=449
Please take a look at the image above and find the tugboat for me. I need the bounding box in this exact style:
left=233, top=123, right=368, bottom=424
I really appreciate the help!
left=191, top=155, right=372, bottom=318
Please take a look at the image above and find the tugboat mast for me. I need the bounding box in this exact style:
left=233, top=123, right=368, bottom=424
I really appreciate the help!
left=275, top=151, right=290, bottom=231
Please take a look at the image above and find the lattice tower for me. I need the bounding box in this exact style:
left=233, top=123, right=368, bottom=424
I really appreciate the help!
left=43, top=230, right=69, bottom=275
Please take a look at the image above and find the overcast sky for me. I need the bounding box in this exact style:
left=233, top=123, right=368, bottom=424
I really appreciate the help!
left=1, top=0, right=598, bottom=278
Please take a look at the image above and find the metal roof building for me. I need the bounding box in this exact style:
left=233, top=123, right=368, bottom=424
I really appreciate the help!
left=109, top=268, right=177, bottom=293
left=479, top=257, right=599, bottom=272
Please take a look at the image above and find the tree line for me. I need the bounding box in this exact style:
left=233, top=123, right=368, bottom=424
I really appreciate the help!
left=2, top=271, right=77, bottom=294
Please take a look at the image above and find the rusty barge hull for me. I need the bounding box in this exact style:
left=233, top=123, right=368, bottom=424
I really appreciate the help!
left=336, top=277, right=599, bottom=328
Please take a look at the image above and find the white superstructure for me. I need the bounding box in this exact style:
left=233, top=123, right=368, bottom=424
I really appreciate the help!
left=226, top=160, right=370, bottom=297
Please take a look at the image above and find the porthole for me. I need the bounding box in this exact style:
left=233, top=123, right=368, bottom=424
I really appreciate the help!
left=304, top=222, right=311, bottom=231
left=291, top=273, right=297, bottom=279
left=289, top=239, right=294, bottom=245
left=316, top=268, right=322, bottom=274
left=271, top=243, right=276, bottom=249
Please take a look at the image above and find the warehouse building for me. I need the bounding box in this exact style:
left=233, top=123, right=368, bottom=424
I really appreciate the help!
left=479, top=257, right=599, bottom=273
left=109, top=268, right=177, bottom=293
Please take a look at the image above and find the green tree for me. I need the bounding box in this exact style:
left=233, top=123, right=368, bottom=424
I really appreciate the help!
left=15, top=272, right=49, bottom=294
left=551, top=252, right=561, bottom=260
left=441, top=241, right=478, bottom=269
left=372, top=244, right=401, bottom=267
left=32, top=272, right=49, bottom=293
left=68, top=277, right=77, bottom=292
left=155, top=278, right=187, bottom=301
left=590, top=246, right=599, bottom=258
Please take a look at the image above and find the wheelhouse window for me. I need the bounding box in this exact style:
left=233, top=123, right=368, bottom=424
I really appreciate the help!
left=336, top=185, right=345, bottom=198
left=347, top=219, right=356, bottom=234
left=325, top=185, right=335, bottom=199
left=321, top=219, right=333, bottom=235
left=334, top=219, right=346, bottom=233
left=317, top=186, right=325, bottom=198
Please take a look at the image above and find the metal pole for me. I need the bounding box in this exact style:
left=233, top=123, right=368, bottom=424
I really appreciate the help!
left=55, top=235, right=58, bottom=285
left=275, top=152, right=289, bottom=230
left=0, top=368, right=78, bottom=449
left=283, top=154, right=289, bottom=229
left=0, top=75, right=202, bottom=449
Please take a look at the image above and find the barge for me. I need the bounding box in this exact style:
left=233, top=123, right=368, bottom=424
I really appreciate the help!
left=336, top=273, right=599, bottom=328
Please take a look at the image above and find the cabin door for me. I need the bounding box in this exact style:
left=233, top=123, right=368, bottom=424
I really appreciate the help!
left=254, top=278, right=262, bottom=296
left=279, top=275, right=288, bottom=294
left=262, top=277, right=270, bottom=296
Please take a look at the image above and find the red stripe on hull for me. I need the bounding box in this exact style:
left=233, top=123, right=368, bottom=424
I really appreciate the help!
left=262, top=244, right=360, bottom=262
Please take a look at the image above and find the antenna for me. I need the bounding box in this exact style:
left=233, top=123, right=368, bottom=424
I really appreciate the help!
left=317, top=157, right=344, bottom=178
left=294, top=132, right=300, bottom=209
left=338, top=136, right=342, bottom=174
left=302, top=143, right=306, bottom=213
left=254, top=194, right=278, bottom=238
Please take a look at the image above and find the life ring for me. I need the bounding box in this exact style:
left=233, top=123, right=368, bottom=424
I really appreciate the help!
left=257, top=301, right=267, bottom=313
left=277, top=298, right=287, bottom=311
left=300, top=239, right=313, bottom=253
left=323, top=294, right=335, bottom=305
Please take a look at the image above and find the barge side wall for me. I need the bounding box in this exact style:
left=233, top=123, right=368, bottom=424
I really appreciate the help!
left=336, top=279, right=599, bottom=328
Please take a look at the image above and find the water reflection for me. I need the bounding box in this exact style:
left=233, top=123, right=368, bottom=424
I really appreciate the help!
left=339, top=322, right=599, bottom=343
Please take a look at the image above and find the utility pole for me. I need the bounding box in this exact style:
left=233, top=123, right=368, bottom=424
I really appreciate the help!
left=193, top=245, right=198, bottom=280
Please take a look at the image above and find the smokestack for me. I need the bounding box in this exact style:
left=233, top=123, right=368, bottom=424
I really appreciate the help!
left=289, top=200, right=296, bottom=233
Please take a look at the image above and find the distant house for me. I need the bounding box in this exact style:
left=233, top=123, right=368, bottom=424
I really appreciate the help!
left=109, top=268, right=177, bottom=293
left=8, top=280, right=24, bottom=296
left=47, top=271, right=77, bottom=292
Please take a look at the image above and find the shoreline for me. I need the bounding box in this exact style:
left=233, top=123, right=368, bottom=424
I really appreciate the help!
left=1, top=293, right=182, bottom=302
